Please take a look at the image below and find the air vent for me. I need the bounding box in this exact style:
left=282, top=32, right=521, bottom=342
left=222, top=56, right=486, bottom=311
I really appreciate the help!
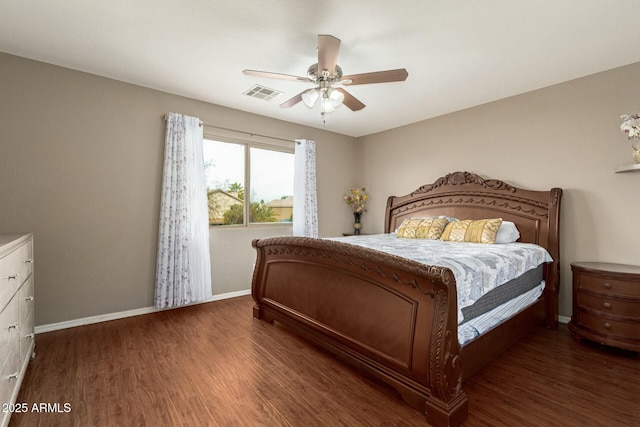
left=243, top=84, right=283, bottom=101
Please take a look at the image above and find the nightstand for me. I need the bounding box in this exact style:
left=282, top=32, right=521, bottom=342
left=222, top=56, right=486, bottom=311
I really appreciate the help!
left=569, top=262, right=640, bottom=352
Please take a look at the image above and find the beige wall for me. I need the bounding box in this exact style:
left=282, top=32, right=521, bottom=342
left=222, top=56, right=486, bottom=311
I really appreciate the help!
left=0, top=53, right=358, bottom=326
left=358, top=62, right=640, bottom=319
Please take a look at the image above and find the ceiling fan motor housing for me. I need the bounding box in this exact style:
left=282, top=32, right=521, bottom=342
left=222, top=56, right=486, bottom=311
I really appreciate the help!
left=307, top=63, right=343, bottom=83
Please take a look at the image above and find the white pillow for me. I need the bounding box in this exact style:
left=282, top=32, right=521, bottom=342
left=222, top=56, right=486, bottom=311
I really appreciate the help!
left=495, top=221, right=520, bottom=243
left=435, top=215, right=459, bottom=223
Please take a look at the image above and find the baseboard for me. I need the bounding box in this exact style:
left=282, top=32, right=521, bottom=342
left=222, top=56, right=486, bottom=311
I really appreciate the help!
left=35, top=290, right=571, bottom=334
left=34, top=289, right=252, bottom=334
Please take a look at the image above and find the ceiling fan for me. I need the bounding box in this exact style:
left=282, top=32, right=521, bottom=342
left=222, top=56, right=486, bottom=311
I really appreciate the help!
left=243, top=35, right=408, bottom=115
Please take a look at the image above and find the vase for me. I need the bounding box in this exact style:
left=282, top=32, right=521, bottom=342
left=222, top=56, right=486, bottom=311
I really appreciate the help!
left=633, top=140, right=640, bottom=164
left=353, top=212, right=362, bottom=235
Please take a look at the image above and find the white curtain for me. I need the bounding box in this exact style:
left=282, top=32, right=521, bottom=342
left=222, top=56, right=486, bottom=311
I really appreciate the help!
left=293, top=139, right=318, bottom=237
left=155, top=113, right=212, bottom=308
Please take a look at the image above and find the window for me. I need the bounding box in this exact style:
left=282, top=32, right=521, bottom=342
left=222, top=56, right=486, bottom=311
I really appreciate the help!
left=203, top=138, right=294, bottom=226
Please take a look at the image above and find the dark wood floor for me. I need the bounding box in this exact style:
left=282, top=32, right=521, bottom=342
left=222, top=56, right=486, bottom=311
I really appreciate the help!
left=9, top=296, right=639, bottom=427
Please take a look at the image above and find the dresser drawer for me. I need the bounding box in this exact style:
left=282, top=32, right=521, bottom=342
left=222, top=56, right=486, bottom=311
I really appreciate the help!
left=576, top=310, right=640, bottom=340
left=0, top=296, right=20, bottom=413
left=19, top=276, right=34, bottom=326
left=0, top=241, right=33, bottom=309
left=575, top=273, right=639, bottom=298
left=0, top=296, right=19, bottom=365
left=576, top=292, right=640, bottom=319
left=19, top=277, right=35, bottom=364
left=0, top=346, right=20, bottom=416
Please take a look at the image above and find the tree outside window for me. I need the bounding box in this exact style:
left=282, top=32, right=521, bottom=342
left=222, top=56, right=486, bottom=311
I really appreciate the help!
left=203, top=139, right=294, bottom=226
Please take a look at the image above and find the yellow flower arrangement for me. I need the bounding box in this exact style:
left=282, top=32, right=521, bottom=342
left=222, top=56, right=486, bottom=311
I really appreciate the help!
left=344, top=187, right=368, bottom=213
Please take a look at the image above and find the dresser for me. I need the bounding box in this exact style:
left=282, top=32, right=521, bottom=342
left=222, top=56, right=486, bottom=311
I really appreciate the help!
left=569, top=262, right=640, bottom=352
left=0, top=234, right=35, bottom=427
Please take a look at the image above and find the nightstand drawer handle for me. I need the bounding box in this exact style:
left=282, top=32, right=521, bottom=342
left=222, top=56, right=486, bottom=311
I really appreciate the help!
left=602, top=282, right=612, bottom=289
left=603, top=302, right=612, bottom=309
left=603, top=322, right=612, bottom=329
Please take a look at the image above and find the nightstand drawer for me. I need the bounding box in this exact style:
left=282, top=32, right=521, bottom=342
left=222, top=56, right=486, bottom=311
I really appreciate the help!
left=576, top=293, right=640, bottom=319
left=575, top=274, right=638, bottom=298
left=576, top=310, right=640, bottom=340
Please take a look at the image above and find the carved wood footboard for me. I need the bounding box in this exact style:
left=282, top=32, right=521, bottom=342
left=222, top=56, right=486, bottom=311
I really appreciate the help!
left=251, top=236, right=467, bottom=426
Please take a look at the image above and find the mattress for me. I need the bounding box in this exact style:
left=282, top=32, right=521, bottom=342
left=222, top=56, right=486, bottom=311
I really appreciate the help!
left=458, top=282, right=544, bottom=346
left=461, top=264, right=543, bottom=323
left=330, top=233, right=552, bottom=324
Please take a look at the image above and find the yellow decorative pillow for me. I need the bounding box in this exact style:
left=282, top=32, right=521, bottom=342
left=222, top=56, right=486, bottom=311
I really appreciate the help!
left=395, top=218, right=449, bottom=239
left=440, top=218, right=503, bottom=244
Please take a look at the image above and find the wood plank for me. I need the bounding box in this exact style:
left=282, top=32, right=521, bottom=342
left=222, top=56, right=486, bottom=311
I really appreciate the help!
left=9, top=296, right=639, bottom=426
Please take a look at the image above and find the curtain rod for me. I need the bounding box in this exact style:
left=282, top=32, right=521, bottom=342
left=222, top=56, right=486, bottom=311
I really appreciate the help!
left=164, top=113, right=203, bottom=127
left=163, top=114, right=297, bottom=143
left=204, top=124, right=298, bottom=144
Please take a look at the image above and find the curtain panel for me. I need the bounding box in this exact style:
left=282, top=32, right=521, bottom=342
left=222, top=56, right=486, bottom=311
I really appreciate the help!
left=155, top=113, right=212, bottom=308
left=293, top=139, right=318, bottom=238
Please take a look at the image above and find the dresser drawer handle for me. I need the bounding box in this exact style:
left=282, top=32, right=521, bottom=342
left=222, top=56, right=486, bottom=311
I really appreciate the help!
left=602, top=282, right=612, bottom=289
left=26, top=333, right=34, bottom=339
left=25, top=259, right=33, bottom=264
left=8, top=373, right=19, bottom=380
left=25, top=296, right=34, bottom=301
left=8, top=323, right=18, bottom=330
left=603, top=302, right=612, bottom=309
left=603, top=322, right=612, bottom=329
left=7, top=274, right=18, bottom=280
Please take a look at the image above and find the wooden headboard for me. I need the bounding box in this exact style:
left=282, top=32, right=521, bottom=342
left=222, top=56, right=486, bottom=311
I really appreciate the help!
left=384, top=171, right=563, bottom=327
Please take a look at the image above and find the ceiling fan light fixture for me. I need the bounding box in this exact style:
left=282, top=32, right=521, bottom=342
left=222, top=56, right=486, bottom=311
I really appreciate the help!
left=328, top=88, right=344, bottom=108
left=301, top=88, right=319, bottom=108
left=320, top=94, right=336, bottom=114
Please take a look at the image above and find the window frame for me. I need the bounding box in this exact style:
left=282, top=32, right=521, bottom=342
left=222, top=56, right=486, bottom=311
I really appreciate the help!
left=203, top=129, right=295, bottom=228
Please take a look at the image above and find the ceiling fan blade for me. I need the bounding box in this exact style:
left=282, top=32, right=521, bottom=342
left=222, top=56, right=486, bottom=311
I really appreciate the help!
left=335, top=88, right=365, bottom=111
left=317, top=35, right=341, bottom=76
left=243, top=69, right=311, bottom=82
left=341, top=68, right=408, bottom=85
left=279, top=91, right=305, bottom=108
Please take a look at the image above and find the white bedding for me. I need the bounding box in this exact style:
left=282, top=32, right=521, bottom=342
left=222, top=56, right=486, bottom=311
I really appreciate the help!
left=330, top=233, right=552, bottom=324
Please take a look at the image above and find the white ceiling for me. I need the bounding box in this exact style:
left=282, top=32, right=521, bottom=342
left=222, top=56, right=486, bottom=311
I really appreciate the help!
left=1, top=1, right=639, bottom=137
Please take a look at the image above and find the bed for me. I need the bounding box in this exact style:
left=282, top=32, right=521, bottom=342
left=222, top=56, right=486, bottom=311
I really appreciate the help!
left=251, top=171, right=562, bottom=426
